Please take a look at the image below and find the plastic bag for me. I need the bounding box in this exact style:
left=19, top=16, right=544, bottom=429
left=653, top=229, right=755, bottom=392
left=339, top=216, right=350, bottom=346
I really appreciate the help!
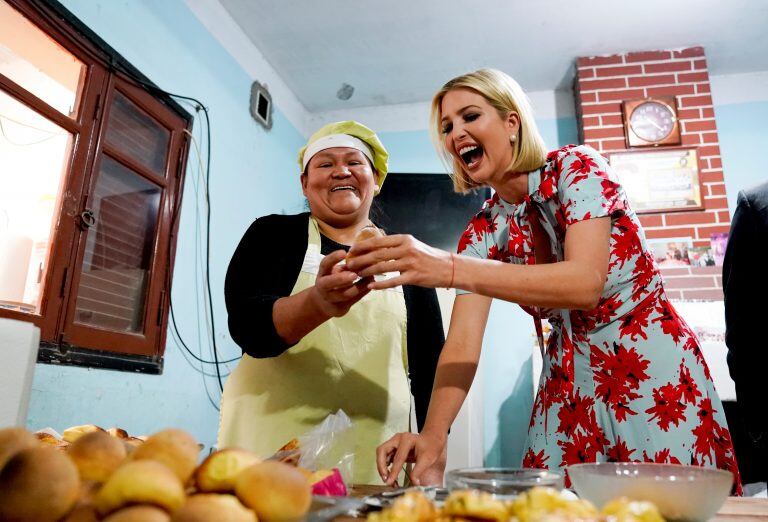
left=298, top=409, right=354, bottom=486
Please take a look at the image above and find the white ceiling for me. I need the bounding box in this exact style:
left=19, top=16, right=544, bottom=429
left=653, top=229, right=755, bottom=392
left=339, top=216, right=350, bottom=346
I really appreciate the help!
left=219, top=0, right=768, bottom=113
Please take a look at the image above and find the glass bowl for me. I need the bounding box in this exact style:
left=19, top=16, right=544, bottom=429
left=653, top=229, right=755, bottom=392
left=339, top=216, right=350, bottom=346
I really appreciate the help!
left=445, top=467, right=564, bottom=498
left=568, top=462, right=734, bottom=522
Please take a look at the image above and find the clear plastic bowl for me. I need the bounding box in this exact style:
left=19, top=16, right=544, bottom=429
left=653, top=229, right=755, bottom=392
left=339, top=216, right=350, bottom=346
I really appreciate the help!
left=445, top=467, right=564, bottom=498
left=568, top=462, right=733, bottom=522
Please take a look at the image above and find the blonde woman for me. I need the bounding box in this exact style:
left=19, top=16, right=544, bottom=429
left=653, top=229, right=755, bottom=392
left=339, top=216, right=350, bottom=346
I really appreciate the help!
left=347, top=69, right=741, bottom=491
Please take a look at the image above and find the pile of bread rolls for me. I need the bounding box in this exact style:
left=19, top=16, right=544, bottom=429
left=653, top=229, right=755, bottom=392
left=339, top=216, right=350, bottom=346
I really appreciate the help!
left=0, top=426, right=313, bottom=522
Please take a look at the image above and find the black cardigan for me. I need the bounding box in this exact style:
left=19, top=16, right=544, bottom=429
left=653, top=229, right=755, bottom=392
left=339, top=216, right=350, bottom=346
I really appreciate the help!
left=224, top=212, right=445, bottom=430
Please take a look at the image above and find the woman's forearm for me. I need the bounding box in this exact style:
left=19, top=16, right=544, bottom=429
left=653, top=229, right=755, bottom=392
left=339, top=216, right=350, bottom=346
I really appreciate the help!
left=272, top=287, right=332, bottom=345
left=454, top=256, right=605, bottom=310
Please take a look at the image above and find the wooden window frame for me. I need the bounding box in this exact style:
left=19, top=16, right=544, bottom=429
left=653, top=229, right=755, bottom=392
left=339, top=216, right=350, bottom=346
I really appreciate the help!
left=1, top=0, right=192, bottom=373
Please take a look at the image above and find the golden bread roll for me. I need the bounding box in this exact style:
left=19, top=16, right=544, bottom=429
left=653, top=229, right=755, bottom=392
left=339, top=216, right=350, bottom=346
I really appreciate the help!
left=102, top=505, right=171, bottom=522
left=346, top=225, right=384, bottom=261
left=62, top=504, right=100, bottom=522
left=194, top=448, right=260, bottom=493
left=68, top=430, right=127, bottom=483
left=172, top=494, right=256, bottom=522
left=0, top=427, right=39, bottom=470
left=129, top=428, right=199, bottom=483
left=235, top=460, right=311, bottom=521
left=95, top=460, right=185, bottom=515
left=442, top=490, right=510, bottom=522
left=0, top=445, right=81, bottom=522
left=63, top=424, right=105, bottom=443
left=107, top=427, right=130, bottom=439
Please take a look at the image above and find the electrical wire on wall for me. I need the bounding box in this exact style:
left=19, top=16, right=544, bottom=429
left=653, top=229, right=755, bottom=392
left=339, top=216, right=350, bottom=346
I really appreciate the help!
left=105, top=61, right=239, bottom=408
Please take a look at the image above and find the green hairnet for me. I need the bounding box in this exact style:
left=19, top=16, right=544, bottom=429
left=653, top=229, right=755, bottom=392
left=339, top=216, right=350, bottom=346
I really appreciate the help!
left=298, top=120, right=389, bottom=187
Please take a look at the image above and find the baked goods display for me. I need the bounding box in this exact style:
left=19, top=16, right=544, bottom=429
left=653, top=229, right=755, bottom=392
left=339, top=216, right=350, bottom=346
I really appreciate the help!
left=0, top=425, right=314, bottom=522
left=368, top=487, right=664, bottom=522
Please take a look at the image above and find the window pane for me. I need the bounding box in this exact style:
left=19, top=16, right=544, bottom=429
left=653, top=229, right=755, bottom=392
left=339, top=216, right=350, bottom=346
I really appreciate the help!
left=74, top=157, right=161, bottom=332
left=0, top=89, right=72, bottom=314
left=104, top=91, right=170, bottom=176
left=0, top=0, right=86, bottom=118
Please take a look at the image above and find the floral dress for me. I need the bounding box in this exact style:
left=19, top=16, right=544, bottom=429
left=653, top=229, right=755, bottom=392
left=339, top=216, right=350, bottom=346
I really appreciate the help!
left=457, top=144, right=741, bottom=491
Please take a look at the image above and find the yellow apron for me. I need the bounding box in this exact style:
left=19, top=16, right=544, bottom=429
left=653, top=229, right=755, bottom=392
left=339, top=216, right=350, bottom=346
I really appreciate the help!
left=218, top=217, right=411, bottom=484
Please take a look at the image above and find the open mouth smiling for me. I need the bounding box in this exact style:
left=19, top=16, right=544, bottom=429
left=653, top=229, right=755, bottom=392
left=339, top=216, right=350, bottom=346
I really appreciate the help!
left=330, top=185, right=357, bottom=193
left=459, top=144, right=484, bottom=169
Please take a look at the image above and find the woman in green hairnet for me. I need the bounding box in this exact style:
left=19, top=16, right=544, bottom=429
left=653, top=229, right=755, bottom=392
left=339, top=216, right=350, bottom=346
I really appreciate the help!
left=219, top=121, right=446, bottom=485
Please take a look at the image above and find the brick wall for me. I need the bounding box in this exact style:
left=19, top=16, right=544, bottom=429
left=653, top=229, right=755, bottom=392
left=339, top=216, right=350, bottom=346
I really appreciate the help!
left=574, top=47, right=729, bottom=300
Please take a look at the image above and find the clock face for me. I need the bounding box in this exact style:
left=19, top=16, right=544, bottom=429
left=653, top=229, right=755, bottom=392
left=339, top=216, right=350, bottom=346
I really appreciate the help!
left=629, top=101, right=676, bottom=143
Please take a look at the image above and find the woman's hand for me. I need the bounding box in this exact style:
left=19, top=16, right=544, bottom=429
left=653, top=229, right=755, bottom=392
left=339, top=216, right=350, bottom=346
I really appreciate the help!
left=310, top=250, right=372, bottom=317
left=346, top=235, right=454, bottom=290
left=376, top=430, right=447, bottom=486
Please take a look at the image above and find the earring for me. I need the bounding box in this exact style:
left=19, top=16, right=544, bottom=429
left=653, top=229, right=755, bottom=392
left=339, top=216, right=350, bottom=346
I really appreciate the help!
left=374, top=185, right=381, bottom=195
left=510, top=134, right=517, bottom=143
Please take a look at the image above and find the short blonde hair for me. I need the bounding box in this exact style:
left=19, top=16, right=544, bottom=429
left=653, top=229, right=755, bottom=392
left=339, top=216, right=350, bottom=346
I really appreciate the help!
left=430, top=68, right=548, bottom=193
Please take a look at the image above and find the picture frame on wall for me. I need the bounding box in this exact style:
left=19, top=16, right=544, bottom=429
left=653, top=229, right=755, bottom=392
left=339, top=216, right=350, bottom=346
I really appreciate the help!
left=608, top=147, right=703, bottom=214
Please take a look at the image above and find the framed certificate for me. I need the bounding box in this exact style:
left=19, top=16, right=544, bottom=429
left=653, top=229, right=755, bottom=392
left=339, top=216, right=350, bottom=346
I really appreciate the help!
left=608, top=147, right=703, bottom=214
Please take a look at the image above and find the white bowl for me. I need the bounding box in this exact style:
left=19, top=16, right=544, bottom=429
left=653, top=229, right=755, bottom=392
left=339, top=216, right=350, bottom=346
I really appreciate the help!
left=568, top=462, right=734, bottom=522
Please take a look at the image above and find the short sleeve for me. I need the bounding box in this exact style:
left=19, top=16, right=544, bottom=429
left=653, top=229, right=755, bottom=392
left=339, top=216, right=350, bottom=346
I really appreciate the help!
left=455, top=211, right=493, bottom=296
left=555, top=145, right=626, bottom=226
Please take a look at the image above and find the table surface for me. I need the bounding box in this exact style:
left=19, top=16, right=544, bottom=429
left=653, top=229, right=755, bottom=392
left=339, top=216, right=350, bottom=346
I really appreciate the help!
left=344, top=487, right=768, bottom=520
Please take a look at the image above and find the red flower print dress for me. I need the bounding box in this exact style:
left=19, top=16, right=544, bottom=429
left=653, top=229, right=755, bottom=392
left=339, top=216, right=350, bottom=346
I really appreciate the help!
left=457, top=145, right=741, bottom=492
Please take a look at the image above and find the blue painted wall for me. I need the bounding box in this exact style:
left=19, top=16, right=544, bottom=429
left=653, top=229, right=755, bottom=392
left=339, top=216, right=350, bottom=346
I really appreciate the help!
left=26, top=0, right=306, bottom=451
left=715, top=101, right=768, bottom=212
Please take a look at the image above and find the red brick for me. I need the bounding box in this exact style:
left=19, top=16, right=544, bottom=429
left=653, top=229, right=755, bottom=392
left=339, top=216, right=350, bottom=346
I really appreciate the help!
left=585, top=139, right=601, bottom=149
left=598, top=89, right=646, bottom=102
left=660, top=267, right=692, bottom=277
left=644, top=227, right=695, bottom=239
left=717, top=210, right=730, bottom=222
left=692, top=240, right=710, bottom=248
left=690, top=265, right=722, bottom=275
left=681, top=289, right=723, bottom=301
left=601, top=138, right=628, bottom=151
left=703, top=198, right=729, bottom=211
left=701, top=132, right=719, bottom=144
left=665, top=211, right=717, bottom=226
left=646, top=85, right=695, bottom=98
left=579, top=68, right=596, bottom=79
left=697, top=83, right=711, bottom=94
left=582, top=116, right=600, bottom=127
left=698, top=145, right=721, bottom=157
left=715, top=275, right=723, bottom=287
left=584, top=127, right=625, bottom=140
left=673, top=47, right=705, bottom=59
left=678, top=72, right=710, bottom=83
left=678, top=108, right=701, bottom=120
left=579, top=78, right=628, bottom=91
left=639, top=215, right=663, bottom=228
left=681, top=133, right=701, bottom=146
left=581, top=102, right=622, bottom=115
left=581, top=92, right=598, bottom=103
left=664, top=276, right=718, bottom=289
left=701, top=170, right=724, bottom=183
left=595, top=65, right=643, bottom=77
left=708, top=157, right=722, bottom=169
left=644, top=61, right=693, bottom=74
left=683, top=119, right=717, bottom=132
left=701, top=108, right=715, bottom=118
left=601, top=114, right=623, bottom=126
left=627, top=74, right=676, bottom=87
left=626, top=50, right=673, bottom=62
left=578, top=55, right=624, bottom=67
left=679, top=95, right=714, bottom=108
left=665, top=290, right=683, bottom=300
left=694, top=223, right=730, bottom=238
left=694, top=59, right=708, bottom=70
left=707, top=183, right=727, bottom=196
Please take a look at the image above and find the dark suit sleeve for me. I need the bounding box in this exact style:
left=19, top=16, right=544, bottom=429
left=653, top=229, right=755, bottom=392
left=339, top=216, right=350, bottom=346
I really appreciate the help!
left=403, top=285, right=445, bottom=431
left=224, top=214, right=307, bottom=358
left=723, top=190, right=768, bottom=435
